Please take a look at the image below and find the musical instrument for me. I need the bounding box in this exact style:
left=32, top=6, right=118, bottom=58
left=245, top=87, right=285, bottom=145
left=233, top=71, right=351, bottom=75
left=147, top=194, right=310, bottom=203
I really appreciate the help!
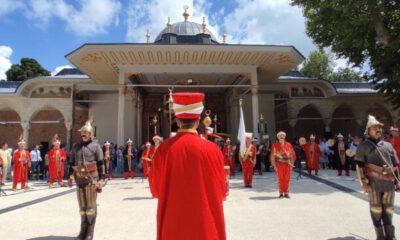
left=345, top=149, right=356, bottom=157
left=241, top=144, right=254, bottom=165
left=104, top=149, right=110, bottom=172
left=273, top=150, right=295, bottom=168
left=327, top=139, right=335, bottom=147
left=299, top=137, right=307, bottom=146
left=20, top=150, right=28, bottom=180
left=127, top=147, right=132, bottom=172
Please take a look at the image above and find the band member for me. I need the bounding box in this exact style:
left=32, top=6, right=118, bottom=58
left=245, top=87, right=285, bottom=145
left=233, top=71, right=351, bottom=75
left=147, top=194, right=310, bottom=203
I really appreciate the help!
left=330, top=133, right=350, bottom=176
left=355, top=115, right=400, bottom=240
left=241, top=133, right=256, bottom=187
left=222, top=138, right=234, bottom=173
left=123, top=139, right=137, bottom=179
left=259, top=135, right=271, bottom=172
left=153, top=135, right=163, bottom=152
left=388, top=126, right=400, bottom=172
left=48, top=134, right=67, bottom=187
left=302, top=134, right=322, bottom=175
left=102, top=141, right=113, bottom=180
left=142, top=141, right=154, bottom=178
left=12, top=136, right=31, bottom=191
left=150, top=92, right=226, bottom=240
left=67, top=119, right=105, bottom=240
left=270, top=131, right=296, bottom=198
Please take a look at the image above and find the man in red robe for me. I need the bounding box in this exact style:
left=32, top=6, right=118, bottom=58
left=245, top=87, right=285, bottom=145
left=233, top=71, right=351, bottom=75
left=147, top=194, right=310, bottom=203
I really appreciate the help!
left=271, top=131, right=296, bottom=198
left=302, top=134, right=322, bottom=175
left=222, top=138, right=234, bottom=172
left=141, top=141, right=154, bottom=178
left=48, top=134, right=67, bottom=187
left=12, top=136, right=31, bottom=191
left=241, top=133, right=256, bottom=188
left=150, top=92, right=226, bottom=240
left=388, top=126, right=400, bottom=171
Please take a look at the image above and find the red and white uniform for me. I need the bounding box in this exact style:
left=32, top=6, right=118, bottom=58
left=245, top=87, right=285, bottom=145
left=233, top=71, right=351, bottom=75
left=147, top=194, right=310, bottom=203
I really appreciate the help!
left=149, top=92, right=226, bottom=240
left=302, top=141, right=321, bottom=174
left=12, top=149, right=31, bottom=189
left=141, top=145, right=154, bottom=178
left=270, top=141, right=296, bottom=194
left=242, top=143, right=256, bottom=187
left=48, top=148, right=67, bottom=184
left=222, top=143, right=234, bottom=167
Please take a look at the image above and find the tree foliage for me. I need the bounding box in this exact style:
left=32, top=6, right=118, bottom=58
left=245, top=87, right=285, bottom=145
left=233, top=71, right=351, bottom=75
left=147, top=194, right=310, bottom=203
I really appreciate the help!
left=292, top=0, right=400, bottom=109
left=6, top=58, right=50, bottom=81
left=300, top=49, right=364, bottom=82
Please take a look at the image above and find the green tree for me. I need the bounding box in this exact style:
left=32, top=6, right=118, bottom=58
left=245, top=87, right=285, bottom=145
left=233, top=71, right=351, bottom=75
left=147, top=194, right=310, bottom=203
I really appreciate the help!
left=329, top=67, right=364, bottom=82
left=291, top=0, right=400, bottom=109
left=300, top=49, right=333, bottom=80
left=6, top=58, right=50, bottom=81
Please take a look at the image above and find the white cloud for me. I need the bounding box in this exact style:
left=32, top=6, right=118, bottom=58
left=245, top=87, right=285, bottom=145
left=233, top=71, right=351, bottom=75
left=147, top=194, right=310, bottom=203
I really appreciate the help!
left=51, top=65, right=73, bottom=76
left=125, top=0, right=222, bottom=43
left=0, top=46, right=13, bottom=80
left=0, top=0, right=24, bottom=16
left=25, top=0, right=121, bottom=36
left=222, top=0, right=316, bottom=58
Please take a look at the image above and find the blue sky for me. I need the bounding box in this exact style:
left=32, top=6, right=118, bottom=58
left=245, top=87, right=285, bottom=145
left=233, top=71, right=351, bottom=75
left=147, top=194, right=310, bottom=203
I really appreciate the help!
left=0, top=0, right=350, bottom=80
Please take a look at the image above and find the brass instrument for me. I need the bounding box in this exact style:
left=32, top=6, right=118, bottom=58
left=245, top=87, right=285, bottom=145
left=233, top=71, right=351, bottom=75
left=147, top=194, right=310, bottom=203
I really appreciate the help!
left=127, top=146, right=132, bottom=172
left=345, top=149, right=356, bottom=157
left=327, top=139, right=335, bottom=147
left=104, top=149, right=110, bottom=172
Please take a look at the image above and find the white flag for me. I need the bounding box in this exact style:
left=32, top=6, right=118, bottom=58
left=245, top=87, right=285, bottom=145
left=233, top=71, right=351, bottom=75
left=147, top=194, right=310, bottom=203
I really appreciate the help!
left=237, top=99, right=246, bottom=157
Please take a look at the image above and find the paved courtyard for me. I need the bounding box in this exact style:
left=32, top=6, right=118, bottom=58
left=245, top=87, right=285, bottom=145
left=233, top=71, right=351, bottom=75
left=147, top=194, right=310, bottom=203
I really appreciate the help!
left=0, top=169, right=399, bottom=240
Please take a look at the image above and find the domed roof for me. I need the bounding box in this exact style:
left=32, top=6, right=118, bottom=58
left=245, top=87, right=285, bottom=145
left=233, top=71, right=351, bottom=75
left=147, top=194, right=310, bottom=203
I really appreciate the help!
left=155, top=21, right=218, bottom=42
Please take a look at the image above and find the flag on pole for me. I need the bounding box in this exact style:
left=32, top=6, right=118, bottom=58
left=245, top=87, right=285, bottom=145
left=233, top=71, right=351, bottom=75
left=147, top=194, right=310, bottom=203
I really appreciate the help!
left=237, top=99, right=246, bottom=158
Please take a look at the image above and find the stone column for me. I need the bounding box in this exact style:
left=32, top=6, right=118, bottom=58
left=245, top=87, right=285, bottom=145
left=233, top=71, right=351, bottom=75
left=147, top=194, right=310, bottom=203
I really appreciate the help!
left=288, top=119, right=297, bottom=140
left=21, top=121, right=30, bottom=147
left=251, top=78, right=260, bottom=141
left=323, top=118, right=332, bottom=132
left=137, top=99, right=143, bottom=145
left=65, top=122, right=73, bottom=151
left=117, top=71, right=126, bottom=146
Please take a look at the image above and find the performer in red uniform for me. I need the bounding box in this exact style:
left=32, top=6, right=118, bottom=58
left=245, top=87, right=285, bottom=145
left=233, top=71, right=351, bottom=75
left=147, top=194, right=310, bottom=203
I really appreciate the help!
left=12, top=136, right=31, bottom=191
left=141, top=141, right=154, bottom=178
left=222, top=138, right=234, bottom=169
left=388, top=126, right=400, bottom=171
left=153, top=135, right=162, bottom=152
left=48, top=134, right=67, bottom=187
left=241, top=133, right=256, bottom=188
left=150, top=92, right=226, bottom=240
left=302, top=134, right=322, bottom=175
left=271, top=131, right=296, bottom=198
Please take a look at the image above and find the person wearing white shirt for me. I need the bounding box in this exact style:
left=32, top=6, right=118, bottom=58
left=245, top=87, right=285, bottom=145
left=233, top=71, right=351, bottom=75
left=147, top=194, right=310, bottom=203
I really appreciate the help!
left=0, top=143, right=11, bottom=185
left=30, top=144, right=42, bottom=181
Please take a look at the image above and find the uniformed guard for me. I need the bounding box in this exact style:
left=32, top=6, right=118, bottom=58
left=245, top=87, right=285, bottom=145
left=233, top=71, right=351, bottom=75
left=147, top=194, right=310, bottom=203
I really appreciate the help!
left=67, top=119, right=105, bottom=240
left=355, top=115, right=400, bottom=240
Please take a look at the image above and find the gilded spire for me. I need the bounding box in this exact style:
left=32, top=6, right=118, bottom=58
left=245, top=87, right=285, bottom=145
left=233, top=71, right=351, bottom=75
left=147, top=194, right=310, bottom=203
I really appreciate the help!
left=166, top=17, right=172, bottom=33
left=202, top=17, right=206, bottom=33
left=183, top=5, right=189, bottom=21
left=146, top=29, right=150, bottom=43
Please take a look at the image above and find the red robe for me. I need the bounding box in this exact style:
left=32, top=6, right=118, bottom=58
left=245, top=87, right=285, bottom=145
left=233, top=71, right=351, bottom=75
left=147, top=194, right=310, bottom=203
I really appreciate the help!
left=222, top=144, right=234, bottom=167
left=48, top=148, right=67, bottom=184
left=142, top=147, right=155, bottom=177
left=270, top=142, right=296, bottom=194
left=391, top=136, right=400, bottom=171
left=242, top=144, right=256, bottom=186
left=150, top=131, right=226, bottom=240
left=12, top=149, right=31, bottom=189
left=302, top=142, right=321, bottom=171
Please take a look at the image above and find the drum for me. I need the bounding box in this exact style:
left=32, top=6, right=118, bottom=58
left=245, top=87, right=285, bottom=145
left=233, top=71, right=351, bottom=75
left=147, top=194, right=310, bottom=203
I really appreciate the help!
left=327, top=139, right=335, bottom=147
left=299, top=137, right=307, bottom=146
left=345, top=149, right=356, bottom=157
left=224, top=166, right=230, bottom=200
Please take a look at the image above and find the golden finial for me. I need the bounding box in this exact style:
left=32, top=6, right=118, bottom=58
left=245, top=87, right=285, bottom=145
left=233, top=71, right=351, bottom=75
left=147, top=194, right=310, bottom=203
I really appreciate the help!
left=166, top=17, right=172, bottom=32
left=222, top=33, right=227, bottom=44
left=202, top=17, right=206, bottom=33
left=146, top=29, right=150, bottom=43
left=183, top=5, right=189, bottom=21
left=203, top=110, right=212, bottom=128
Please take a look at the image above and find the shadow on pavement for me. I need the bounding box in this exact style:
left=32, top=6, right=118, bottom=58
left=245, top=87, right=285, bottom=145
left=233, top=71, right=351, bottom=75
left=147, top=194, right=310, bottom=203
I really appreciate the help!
left=26, top=236, right=75, bottom=240
left=327, top=236, right=367, bottom=240
left=123, top=196, right=154, bottom=201
left=249, top=196, right=278, bottom=201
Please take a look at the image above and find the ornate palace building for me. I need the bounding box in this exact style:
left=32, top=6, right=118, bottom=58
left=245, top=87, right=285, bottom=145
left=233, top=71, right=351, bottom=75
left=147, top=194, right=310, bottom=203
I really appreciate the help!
left=0, top=11, right=398, bottom=149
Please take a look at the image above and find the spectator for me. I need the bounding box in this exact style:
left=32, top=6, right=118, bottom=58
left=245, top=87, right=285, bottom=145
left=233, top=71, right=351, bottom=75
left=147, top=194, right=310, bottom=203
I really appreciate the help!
left=30, top=144, right=42, bottom=181
left=0, top=143, right=11, bottom=184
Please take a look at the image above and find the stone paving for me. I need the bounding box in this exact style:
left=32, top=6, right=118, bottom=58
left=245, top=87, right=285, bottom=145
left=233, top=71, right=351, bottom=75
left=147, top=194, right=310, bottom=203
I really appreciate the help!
left=0, top=169, right=399, bottom=240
